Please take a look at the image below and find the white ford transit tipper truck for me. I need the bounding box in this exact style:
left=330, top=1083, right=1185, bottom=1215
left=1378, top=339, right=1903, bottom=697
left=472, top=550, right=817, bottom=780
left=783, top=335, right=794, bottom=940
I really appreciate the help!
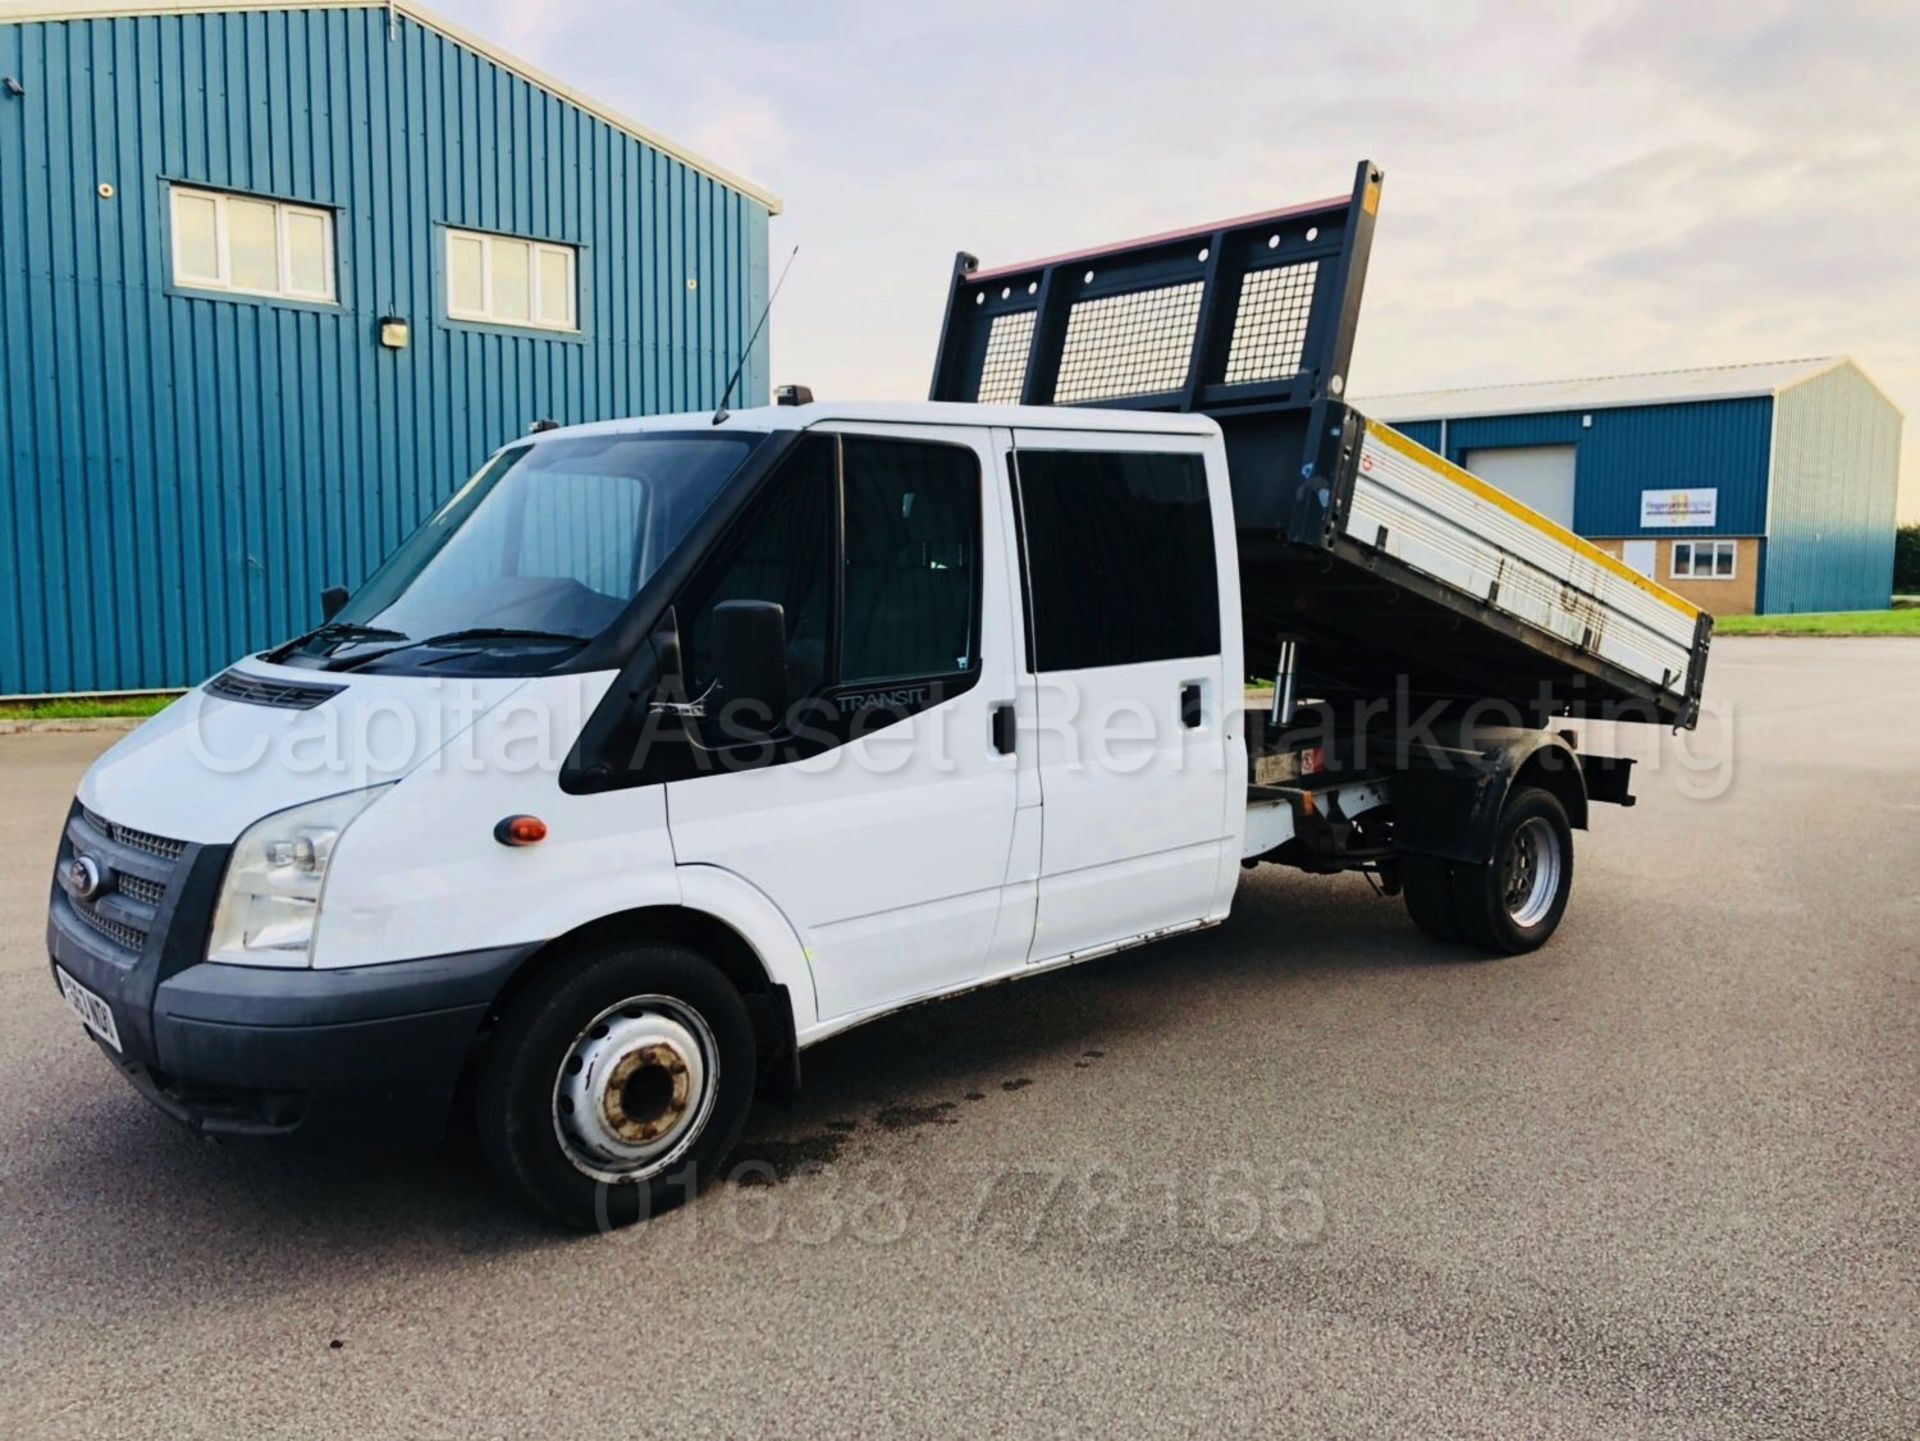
left=47, top=163, right=1711, bottom=1227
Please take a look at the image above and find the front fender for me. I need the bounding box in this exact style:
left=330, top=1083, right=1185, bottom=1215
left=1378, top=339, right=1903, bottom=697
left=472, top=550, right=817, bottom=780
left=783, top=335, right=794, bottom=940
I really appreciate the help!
left=675, top=864, right=820, bottom=1037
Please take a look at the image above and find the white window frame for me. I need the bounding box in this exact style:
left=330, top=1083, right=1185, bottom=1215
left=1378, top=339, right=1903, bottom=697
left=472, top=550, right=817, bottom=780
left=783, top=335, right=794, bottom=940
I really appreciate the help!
left=444, top=226, right=578, bottom=332
left=1671, top=539, right=1737, bottom=580
left=168, top=185, right=336, bottom=303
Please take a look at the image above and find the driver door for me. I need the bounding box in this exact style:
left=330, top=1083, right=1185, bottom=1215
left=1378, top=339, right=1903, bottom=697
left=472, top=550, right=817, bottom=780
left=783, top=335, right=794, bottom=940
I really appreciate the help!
left=665, top=424, right=1026, bottom=1023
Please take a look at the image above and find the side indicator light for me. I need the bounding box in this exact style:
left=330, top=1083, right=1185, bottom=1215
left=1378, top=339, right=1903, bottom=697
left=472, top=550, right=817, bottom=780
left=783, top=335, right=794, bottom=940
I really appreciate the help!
left=495, top=814, right=548, bottom=847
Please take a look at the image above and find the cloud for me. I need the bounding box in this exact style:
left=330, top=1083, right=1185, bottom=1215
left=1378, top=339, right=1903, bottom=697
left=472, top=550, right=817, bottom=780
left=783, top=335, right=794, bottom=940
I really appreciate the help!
left=439, top=0, right=1918, bottom=519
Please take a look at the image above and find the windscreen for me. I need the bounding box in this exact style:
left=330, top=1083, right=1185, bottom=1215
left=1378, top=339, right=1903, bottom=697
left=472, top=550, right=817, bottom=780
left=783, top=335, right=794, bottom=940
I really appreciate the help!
left=319, top=431, right=760, bottom=656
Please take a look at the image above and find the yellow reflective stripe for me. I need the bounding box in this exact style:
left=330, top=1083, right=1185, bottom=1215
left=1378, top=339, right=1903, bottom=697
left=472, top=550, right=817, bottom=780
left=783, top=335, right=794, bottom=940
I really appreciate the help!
left=1361, top=420, right=1702, bottom=619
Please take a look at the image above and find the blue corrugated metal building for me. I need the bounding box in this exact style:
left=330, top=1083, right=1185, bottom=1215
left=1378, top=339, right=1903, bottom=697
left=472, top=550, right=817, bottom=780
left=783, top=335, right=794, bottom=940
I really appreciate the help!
left=1362, top=359, right=1903, bottom=616
left=0, top=0, right=778, bottom=696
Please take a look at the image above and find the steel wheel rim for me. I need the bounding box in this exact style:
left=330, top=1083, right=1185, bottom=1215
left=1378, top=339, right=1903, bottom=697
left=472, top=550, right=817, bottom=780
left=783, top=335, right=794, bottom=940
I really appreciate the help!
left=1502, top=816, right=1562, bottom=929
left=550, top=994, right=719, bottom=1185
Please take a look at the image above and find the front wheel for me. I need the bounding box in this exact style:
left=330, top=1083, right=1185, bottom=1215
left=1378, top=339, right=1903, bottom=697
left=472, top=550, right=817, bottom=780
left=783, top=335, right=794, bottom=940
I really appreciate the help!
left=477, top=941, right=756, bottom=1229
left=1448, top=785, right=1574, bottom=954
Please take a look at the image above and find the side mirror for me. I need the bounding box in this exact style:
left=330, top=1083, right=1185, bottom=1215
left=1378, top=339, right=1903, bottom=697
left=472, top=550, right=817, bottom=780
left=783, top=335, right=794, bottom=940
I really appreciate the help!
left=320, top=586, right=349, bottom=620
left=710, top=599, right=787, bottom=737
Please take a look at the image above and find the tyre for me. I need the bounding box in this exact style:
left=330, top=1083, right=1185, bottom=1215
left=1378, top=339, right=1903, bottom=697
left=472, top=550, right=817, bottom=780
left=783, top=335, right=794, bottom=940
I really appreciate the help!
left=1401, top=853, right=1464, bottom=943
left=1448, top=785, right=1574, bottom=954
left=477, top=941, right=756, bottom=1230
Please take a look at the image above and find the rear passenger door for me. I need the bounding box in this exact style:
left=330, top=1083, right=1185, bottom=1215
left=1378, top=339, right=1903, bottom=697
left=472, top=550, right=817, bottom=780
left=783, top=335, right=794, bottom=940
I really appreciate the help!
left=1009, top=431, right=1238, bottom=962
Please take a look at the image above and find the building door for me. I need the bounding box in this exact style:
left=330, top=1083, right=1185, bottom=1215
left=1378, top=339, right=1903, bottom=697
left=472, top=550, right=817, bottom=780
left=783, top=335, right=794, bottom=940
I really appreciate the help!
left=1622, top=540, right=1658, bottom=578
left=666, top=426, right=1024, bottom=1023
left=1464, top=445, right=1577, bottom=527
left=1008, top=431, right=1236, bottom=963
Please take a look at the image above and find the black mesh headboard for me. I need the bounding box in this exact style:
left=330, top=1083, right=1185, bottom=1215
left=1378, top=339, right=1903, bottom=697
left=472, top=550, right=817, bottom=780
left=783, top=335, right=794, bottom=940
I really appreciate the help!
left=930, top=160, right=1383, bottom=533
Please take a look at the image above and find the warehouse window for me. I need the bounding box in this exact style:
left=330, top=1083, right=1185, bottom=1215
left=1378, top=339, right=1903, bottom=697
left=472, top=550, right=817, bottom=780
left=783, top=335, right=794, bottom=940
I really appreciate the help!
left=446, top=228, right=577, bottom=331
left=1672, top=540, right=1736, bottom=580
left=170, top=186, right=335, bottom=302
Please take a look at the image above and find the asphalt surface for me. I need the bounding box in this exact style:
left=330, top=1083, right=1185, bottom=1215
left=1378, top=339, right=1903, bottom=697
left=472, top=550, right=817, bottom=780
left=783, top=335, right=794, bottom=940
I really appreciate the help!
left=1, top=637, right=1915, bottom=1438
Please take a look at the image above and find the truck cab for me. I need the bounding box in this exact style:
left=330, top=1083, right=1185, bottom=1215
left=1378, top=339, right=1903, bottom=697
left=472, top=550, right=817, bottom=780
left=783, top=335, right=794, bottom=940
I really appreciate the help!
left=50, top=401, right=1254, bottom=1228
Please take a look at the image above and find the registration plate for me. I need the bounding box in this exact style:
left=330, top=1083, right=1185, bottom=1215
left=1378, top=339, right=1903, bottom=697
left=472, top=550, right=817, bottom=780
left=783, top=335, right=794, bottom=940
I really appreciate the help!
left=56, top=965, right=122, bottom=1053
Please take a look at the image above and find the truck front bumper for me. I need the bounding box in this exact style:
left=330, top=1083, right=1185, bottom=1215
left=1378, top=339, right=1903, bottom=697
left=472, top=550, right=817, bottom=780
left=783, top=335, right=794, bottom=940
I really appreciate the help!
left=47, top=796, right=537, bottom=1144
left=51, top=928, right=530, bottom=1143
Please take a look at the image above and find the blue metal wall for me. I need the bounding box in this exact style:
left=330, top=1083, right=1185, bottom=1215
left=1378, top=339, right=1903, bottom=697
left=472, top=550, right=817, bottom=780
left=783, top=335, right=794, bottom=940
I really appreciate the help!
left=1389, top=420, right=1443, bottom=453
left=1385, top=400, right=1774, bottom=540
left=1763, top=362, right=1902, bottom=613
left=0, top=6, right=771, bottom=695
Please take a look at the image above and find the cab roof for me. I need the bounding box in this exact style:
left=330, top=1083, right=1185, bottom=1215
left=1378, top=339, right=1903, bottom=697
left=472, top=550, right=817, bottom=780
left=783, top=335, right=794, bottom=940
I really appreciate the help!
left=529, top=400, right=1224, bottom=445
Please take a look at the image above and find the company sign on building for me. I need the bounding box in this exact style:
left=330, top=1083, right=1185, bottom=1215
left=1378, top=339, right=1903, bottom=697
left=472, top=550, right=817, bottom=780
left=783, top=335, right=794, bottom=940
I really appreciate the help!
left=1639, top=488, right=1718, bottom=528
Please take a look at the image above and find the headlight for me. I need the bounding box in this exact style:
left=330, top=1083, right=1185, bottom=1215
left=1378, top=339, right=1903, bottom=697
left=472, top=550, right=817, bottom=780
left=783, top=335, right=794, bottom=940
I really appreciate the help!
left=207, top=786, right=391, bottom=967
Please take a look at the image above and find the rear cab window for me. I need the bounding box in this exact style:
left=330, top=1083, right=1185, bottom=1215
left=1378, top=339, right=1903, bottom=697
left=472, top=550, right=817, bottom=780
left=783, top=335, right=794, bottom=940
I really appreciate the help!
left=1009, top=447, right=1220, bottom=672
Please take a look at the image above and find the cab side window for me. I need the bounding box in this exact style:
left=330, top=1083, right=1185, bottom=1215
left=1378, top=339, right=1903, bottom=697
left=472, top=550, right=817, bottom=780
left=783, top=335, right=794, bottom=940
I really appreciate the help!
left=1011, top=449, right=1219, bottom=672
left=677, top=432, right=982, bottom=713
left=681, top=435, right=835, bottom=701
left=841, top=436, right=979, bottom=685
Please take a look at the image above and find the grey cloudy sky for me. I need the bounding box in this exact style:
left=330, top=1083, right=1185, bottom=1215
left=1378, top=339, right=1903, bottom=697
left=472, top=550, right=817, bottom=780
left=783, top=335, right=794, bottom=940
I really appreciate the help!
left=454, top=0, right=1918, bottom=520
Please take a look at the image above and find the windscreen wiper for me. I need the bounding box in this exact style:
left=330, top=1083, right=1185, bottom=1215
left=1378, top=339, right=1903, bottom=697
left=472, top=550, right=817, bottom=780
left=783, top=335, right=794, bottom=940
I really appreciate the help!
left=266, top=620, right=408, bottom=663
left=417, top=627, right=590, bottom=649
left=325, top=626, right=590, bottom=672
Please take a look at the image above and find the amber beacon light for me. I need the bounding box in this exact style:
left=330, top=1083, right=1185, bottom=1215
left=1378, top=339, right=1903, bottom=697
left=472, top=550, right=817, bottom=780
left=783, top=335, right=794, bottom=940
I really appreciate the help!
left=494, top=815, right=548, bottom=847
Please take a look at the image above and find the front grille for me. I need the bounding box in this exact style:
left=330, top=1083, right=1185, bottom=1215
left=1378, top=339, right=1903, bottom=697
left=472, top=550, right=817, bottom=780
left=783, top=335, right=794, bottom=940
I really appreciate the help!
left=206, top=667, right=344, bottom=711
left=118, top=873, right=166, bottom=907
left=82, top=806, right=186, bottom=861
left=61, top=805, right=191, bottom=964
left=69, top=898, right=147, bottom=954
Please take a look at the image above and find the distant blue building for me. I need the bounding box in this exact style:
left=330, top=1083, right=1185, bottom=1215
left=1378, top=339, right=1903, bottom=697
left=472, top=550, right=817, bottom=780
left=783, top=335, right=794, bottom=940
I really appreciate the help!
left=0, top=0, right=778, bottom=695
left=1363, top=359, right=1903, bottom=616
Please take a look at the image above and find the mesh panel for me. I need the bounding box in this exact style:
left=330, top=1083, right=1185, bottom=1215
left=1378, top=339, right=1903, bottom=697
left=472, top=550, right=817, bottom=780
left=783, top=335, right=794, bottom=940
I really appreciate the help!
left=1223, top=261, right=1319, bottom=385
left=975, top=310, right=1036, bottom=405
left=71, top=898, right=146, bottom=953
left=1052, top=282, right=1203, bottom=404
left=118, top=873, right=167, bottom=907
left=112, top=823, right=187, bottom=861
left=83, top=805, right=187, bottom=861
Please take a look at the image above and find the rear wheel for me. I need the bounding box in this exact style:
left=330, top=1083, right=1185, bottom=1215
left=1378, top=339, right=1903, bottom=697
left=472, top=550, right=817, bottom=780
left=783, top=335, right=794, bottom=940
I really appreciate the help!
left=477, top=941, right=756, bottom=1230
left=1448, top=786, right=1574, bottom=954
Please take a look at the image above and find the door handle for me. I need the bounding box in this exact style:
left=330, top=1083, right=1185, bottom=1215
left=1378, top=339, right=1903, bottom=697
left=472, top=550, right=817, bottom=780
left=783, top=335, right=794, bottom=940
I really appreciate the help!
left=1180, top=682, right=1203, bottom=729
left=991, top=702, right=1016, bottom=754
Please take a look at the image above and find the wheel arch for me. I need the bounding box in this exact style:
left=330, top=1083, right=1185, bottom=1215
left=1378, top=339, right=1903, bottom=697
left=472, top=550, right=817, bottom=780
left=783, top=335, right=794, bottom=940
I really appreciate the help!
left=1511, top=744, right=1588, bottom=832
left=475, top=895, right=810, bottom=1109
left=1395, top=727, right=1588, bottom=865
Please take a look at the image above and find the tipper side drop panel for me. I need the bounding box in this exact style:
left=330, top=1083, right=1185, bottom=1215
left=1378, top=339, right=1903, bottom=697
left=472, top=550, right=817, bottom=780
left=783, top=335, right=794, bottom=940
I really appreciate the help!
left=931, top=161, right=1710, bottom=727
